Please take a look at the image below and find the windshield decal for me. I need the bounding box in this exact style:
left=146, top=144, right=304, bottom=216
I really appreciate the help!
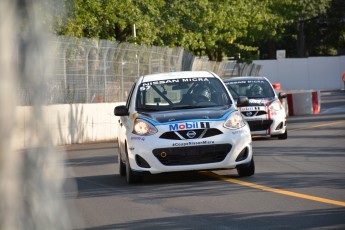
left=227, top=80, right=265, bottom=84
left=139, top=78, right=210, bottom=91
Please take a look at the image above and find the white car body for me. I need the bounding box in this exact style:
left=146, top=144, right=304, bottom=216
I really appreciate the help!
left=224, top=76, right=288, bottom=139
left=115, top=71, right=254, bottom=183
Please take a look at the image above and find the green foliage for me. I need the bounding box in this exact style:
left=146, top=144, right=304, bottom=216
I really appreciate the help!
left=50, top=0, right=341, bottom=61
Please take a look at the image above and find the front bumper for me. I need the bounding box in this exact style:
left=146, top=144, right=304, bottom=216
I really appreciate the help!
left=126, top=124, right=252, bottom=174
left=242, top=108, right=286, bottom=136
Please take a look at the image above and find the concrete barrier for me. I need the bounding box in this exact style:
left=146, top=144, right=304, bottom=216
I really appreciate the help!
left=14, top=102, right=124, bottom=150
left=286, top=90, right=320, bottom=116
left=272, top=82, right=320, bottom=116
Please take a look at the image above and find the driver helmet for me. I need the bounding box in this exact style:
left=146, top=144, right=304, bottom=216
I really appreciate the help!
left=194, top=84, right=211, bottom=101
left=253, top=85, right=263, bottom=96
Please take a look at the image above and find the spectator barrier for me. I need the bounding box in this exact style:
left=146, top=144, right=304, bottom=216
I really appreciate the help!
left=285, top=90, right=320, bottom=116
left=273, top=83, right=320, bottom=116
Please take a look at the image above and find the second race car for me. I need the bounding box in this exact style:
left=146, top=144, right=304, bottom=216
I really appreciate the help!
left=224, top=76, right=288, bottom=140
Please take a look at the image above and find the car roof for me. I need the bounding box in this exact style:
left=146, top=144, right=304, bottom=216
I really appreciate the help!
left=223, top=76, right=269, bottom=82
left=141, top=71, right=217, bottom=83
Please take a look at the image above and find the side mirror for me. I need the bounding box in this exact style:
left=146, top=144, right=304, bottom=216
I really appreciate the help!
left=237, top=96, right=249, bottom=107
left=114, top=105, right=129, bottom=116
left=278, top=92, right=287, bottom=99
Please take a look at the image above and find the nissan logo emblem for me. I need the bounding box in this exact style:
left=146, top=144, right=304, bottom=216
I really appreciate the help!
left=186, top=131, right=197, bottom=139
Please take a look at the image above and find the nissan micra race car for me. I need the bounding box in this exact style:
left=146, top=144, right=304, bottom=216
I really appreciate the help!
left=114, top=71, right=254, bottom=183
left=224, top=76, right=288, bottom=140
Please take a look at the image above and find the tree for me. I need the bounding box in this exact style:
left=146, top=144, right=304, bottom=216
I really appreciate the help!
left=58, top=0, right=163, bottom=45
left=159, top=0, right=284, bottom=61
left=315, top=0, right=345, bottom=56
left=52, top=0, right=340, bottom=61
left=267, top=0, right=332, bottom=57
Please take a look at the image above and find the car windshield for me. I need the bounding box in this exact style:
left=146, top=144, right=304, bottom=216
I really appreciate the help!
left=225, top=79, right=275, bottom=99
left=136, top=77, right=231, bottom=111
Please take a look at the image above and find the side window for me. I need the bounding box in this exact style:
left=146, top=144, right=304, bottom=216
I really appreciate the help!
left=125, top=82, right=136, bottom=109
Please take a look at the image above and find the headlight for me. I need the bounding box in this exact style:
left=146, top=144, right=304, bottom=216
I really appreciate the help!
left=133, top=119, right=157, bottom=136
left=224, top=111, right=246, bottom=129
left=269, top=100, right=283, bottom=112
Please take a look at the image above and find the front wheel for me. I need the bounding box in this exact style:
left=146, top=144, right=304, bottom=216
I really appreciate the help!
left=125, top=150, right=143, bottom=184
left=117, top=143, right=126, bottom=176
left=237, top=158, right=255, bottom=177
left=278, top=129, right=288, bottom=140
left=119, top=154, right=126, bottom=176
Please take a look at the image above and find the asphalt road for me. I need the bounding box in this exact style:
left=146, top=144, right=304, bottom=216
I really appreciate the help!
left=63, top=90, right=345, bottom=230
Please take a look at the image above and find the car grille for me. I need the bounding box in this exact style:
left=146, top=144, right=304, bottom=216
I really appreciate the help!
left=247, top=120, right=273, bottom=131
left=152, top=144, right=232, bottom=166
left=159, top=128, right=223, bottom=140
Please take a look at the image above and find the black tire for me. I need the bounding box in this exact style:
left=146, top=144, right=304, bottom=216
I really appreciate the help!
left=119, top=154, right=126, bottom=176
left=125, top=149, right=143, bottom=184
left=117, top=142, right=126, bottom=176
left=278, top=129, right=288, bottom=140
left=237, top=158, right=255, bottom=177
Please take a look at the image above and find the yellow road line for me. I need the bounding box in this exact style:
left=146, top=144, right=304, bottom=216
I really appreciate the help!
left=290, top=120, right=345, bottom=132
left=201, top=171, right=345, bottom=207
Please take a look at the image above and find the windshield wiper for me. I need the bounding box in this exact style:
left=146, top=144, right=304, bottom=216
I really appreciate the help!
left=167, top=105, right=201, bottom=110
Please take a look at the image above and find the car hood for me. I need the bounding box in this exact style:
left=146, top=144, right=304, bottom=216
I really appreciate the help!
left=246, top=97, right=276, bottom=106
left=138, top=106, right=233, bottom=123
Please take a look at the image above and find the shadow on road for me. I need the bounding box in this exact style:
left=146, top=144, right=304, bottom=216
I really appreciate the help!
left=76, top=208, right=345, bottom=230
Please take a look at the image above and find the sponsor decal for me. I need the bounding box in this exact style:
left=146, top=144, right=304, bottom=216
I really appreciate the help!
left=200, top=122, right=210, bottom=128
left=142, top=79, right=180, bottom=86
left=232, top=130, right=248, bottom=135
left=140, top=78, right=210, bottom=91
left=181, top=77, right=210, bottom=82
left=226, top=80, right=265, bottom=85
left=172, top=140, right=215, bottom=147
left=247, top=80, right=265, bottom=83
left=131, top=137, right=146, bottom=141
left=249, top=99, right=266, bottom=104
left=169, top=121, right=210, bottom=131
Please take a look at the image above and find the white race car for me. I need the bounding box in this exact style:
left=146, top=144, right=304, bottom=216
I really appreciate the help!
left=224, top=76, right=287, bottom=139
left=114, top=71, right=254, bottom=183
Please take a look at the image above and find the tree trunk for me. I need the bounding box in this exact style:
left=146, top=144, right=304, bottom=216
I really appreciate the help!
left=297, top=21, right=306, bottom=57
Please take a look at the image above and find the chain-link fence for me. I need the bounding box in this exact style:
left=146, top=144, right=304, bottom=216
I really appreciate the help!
left=18, top=36, right=184, bottom=105
left=18, top=35, right=261, bottom=105
left=190, top=57, right=262, bottom=78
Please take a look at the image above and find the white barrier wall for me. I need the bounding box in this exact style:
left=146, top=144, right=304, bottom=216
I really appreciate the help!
left=15, top=103, right=123, bottom=150
left=254, top=56, right=345, bottom=90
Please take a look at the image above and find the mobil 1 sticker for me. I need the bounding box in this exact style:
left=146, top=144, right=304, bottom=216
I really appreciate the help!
left=169, top=121, right=210, bottom=131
